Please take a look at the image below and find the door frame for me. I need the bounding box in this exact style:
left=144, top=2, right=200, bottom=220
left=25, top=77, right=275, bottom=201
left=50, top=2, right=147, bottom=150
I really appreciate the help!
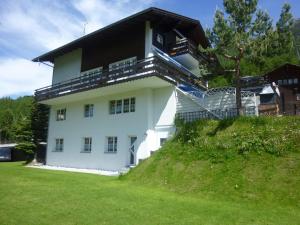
left=128, top=136, right=137, bottom=166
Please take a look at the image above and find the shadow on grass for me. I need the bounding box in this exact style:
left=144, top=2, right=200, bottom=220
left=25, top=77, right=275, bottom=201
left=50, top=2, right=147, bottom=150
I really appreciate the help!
left=207, top=118, right=236, bottom=136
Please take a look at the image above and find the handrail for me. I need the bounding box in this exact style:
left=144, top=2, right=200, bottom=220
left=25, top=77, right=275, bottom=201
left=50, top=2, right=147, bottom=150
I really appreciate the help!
left=35, top=56, right=206, bottom=101
left=168, top=39, right=210, bottom=62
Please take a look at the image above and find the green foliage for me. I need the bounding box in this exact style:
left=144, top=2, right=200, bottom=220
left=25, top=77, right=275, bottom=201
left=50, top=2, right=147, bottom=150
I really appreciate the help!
left=0, top=96, right=33, bottom=143
left=15, top=117, right=36, bottom=158
left=31, top=100, right=49, bottom=144
left=204, top=1, right=300, bottom=88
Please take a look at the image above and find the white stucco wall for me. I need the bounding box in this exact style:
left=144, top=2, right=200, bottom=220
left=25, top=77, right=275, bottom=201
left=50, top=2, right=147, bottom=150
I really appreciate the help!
left=145, top=21, right=154, bottom=58
left=46, top=86, right=177, bottom=171
left=52, top=49, right=82, bottom=84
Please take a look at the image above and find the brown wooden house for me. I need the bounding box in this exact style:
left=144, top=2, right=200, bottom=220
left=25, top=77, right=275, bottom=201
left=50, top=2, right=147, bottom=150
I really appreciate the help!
left=264, top=63, right=300, bottom=115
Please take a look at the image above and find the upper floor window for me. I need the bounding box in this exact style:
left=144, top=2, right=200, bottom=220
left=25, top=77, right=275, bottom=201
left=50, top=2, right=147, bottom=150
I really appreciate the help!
left=106, top=137, right=117, bottom=153
left=109, top=57, right=137, bottom=75
left=278, top=78, right=299, bottom=86
left=156, top=33, right=164, bottom=45
left=82, top=137, right=92, bottom=153
left=294, top=78, right=299, bottom=84
left=81, top=67, right=103, bottom=77
left=116, top=100, right=122, bottom=114
left=130, top=98, right=135, bottom=112
left=84, top=104, right=94, bottom=117
left=55, top=138, right=64, bottom=152
left=123, top=99, right=130, bottom=113
left=109, top=98, right=135, bottom=114
left=56, top=108, right=66, bottom=121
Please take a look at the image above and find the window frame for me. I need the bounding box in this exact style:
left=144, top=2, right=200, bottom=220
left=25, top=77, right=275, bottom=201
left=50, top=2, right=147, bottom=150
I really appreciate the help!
left=156, top=33, right=164, bottom=45
left=106, top=136, right=118, bottom=153
left=130, top=98, right=135, bottom=112
left=116, top=100, right=122, bottom=114
left=82, top=137, right=92, bottom=153
left=84, top=104, right=94, bottom=118
left=54, top=138, right=64, bottom=152
left=109, top=100, right=116, bottom=114
left=123, top=98, right=130, bottom=113
left=160, top=138, right=167, bottom=146
left=108, top=57, right=137, bottom=75
left=56, top=108, right=66, bottom=121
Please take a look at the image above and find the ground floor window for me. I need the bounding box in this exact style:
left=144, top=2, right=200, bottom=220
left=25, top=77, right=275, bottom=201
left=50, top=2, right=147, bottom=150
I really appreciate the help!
left=82, top=137, right=92, bottom=153
left=106, top=137, right=117, bottom=153
left=160, top=138, right=167, bottom=146
left=55, top=138, right=64, bottom=152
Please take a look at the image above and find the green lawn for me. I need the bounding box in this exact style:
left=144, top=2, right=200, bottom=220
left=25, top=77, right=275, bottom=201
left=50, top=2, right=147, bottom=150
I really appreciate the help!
left=0, top=162, right=300, bottom=225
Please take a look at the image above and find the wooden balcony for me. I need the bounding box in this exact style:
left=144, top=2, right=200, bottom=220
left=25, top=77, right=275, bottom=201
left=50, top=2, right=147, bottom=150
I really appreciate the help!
left=168, top=38, right=209, bottom=62
left=35, top=56, right=206, bottom=102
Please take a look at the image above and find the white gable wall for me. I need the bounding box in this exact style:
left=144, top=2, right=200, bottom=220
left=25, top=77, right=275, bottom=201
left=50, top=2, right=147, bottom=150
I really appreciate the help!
left=52, top=49, right=82, bottom=84
left=46, top=86, right=177, bottom=171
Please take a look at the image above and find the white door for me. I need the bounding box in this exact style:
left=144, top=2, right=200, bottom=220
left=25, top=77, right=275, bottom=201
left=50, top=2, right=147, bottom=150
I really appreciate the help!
left=129, top=136, right=137, bottom=165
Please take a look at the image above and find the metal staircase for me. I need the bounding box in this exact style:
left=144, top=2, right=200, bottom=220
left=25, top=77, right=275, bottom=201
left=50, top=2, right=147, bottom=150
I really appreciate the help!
left=176, top=85, right=222, bottom=119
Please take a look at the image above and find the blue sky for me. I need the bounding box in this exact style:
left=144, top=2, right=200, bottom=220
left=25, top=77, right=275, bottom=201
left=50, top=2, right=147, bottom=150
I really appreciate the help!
left=0, top=0, right=299, bottom=98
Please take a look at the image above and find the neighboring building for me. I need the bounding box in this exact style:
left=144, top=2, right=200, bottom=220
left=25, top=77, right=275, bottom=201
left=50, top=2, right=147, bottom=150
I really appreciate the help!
left=0, top=144, right=27, bottom=162
left=33, top=8, right=257, bottom=171
left=264, top=64, right=300, bottom=115
left=241, top=76, right=279, bottom=115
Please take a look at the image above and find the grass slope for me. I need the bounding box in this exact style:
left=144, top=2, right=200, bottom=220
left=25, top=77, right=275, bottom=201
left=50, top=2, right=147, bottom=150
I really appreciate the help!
left=1, top=117, right=300, bottom=225
left=125, top=117, right=300, bottom=207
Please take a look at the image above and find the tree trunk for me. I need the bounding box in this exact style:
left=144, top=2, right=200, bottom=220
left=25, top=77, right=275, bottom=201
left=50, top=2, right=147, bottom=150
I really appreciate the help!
left=235, top=58, right=244, bottom=116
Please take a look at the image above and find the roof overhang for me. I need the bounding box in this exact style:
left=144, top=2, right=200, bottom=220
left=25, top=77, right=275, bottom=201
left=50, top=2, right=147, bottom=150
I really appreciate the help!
left=32, top=7, right=209, bottom=63
left=264, top=63, right=300, bottom=81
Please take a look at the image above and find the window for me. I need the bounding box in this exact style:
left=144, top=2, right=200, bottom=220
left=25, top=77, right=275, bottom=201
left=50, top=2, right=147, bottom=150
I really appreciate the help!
left=294, top=78, right=299, bottom=84
left=278, top=80, right=283, bottom=85
left=130, top=98, right=135, bottom=112
left=109, top=100, right=116, bottom=114
left=82, top=137, right=92, bottom=152
left=123, top=99, right=130, bottom=113
left=116, top=100, right=122, bottom=114
left=157, top=34, right=164, bottom=45
left=56, top=108, right=66, bottom=121
left=80, top=67, right=103, bottom=77
left=160, top=138, right=167, bottom=146
left=109, top=57, right=137, bottom=76
left=106, top=137, right=117, bottom=153
left=297, top=93, right=300, bottom=101
left=109, top=97, right=135, bottom=114
left=283, top=79, right=288, bottom=85
left=84, top=104, right=94, bottom=117
left=55, top=139, right=64, bottom=152
left=288, top=79, right=294, bottom=85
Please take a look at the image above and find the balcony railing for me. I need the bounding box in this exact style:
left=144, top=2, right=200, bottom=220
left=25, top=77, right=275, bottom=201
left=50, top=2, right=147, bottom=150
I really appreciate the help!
left=168, top=38, right=210, bottom=62
left=35, top=55, right=206, bottom=101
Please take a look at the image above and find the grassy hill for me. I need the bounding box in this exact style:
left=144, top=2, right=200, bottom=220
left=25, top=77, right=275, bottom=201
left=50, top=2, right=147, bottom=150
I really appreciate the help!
left=124, top=116, right=300, bottom=208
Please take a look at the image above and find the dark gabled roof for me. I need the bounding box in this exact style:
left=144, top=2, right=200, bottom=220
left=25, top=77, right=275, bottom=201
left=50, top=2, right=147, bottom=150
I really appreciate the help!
left=32, top=7, right=209, bottom=63
left=264, top=63, right=300, bottom=81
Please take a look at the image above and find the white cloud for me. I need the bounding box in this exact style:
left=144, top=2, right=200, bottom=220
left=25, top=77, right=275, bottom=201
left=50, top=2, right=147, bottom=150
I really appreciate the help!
left=0, top=58, right=52, bottom=97
left=0, top=0, right=156, bottom=97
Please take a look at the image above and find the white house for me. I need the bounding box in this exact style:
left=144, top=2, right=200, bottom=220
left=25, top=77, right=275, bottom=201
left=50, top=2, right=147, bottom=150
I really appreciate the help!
left=33, top=8, right=257, bottom=171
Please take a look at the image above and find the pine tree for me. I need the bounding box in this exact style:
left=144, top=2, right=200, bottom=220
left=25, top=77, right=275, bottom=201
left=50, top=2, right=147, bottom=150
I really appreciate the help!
left=276, top=3, right=294, bottom=55
left=15, top=117, right=36, bottom=161
left=206, top=0, right=258, bottom=115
